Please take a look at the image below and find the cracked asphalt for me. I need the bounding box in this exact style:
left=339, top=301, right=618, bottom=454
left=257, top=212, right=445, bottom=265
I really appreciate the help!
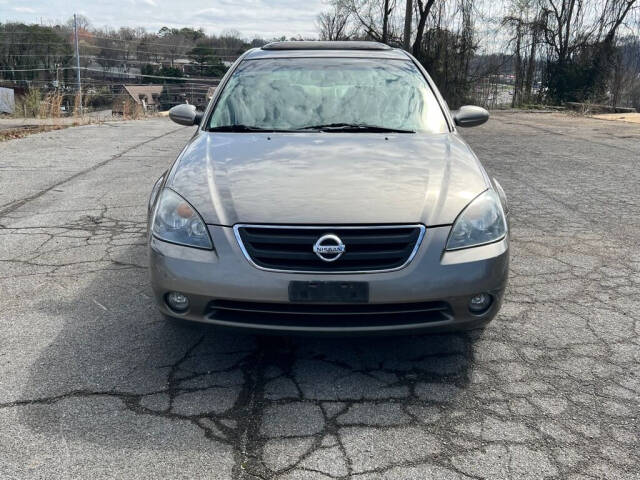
left=0, top=112, right=638, bottom=479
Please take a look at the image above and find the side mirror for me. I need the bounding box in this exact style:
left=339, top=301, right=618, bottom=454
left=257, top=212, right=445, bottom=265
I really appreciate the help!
left=453, top=105, right=489, bottom=128
left=169, top=104, right=203, bottom=126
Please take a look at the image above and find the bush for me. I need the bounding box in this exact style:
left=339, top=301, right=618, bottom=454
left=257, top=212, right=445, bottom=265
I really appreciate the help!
left=14, top=88, right=42, bottom=117
left=119, top=98, right=144, bottom=119
left=38, top=91, right=64, bottom=118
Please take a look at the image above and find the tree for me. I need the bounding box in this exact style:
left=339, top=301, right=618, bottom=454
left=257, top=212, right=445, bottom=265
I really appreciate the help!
left=412, top=0, right=437, bottom=57
left=188, top=45, right=216, bottom=74
left=66, top=14, right=91, bottom=31
left=339, top=0, right=400, bottom=44
left=317, top=0, right=479, bottom=107
left=317, top=6, right=352, bottom=40
left=538, top=0, right=639, bottom=102
left=157, top=29, right=192, bottom=67
left=140, top=64, right=184, bottom=84
left=0, top=23, right=72, bottom=81
left=503, top=0, right=543, bottom=106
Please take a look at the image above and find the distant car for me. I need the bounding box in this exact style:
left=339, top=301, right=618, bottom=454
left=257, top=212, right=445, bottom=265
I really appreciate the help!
left=148, top=41, right=509, bottom=334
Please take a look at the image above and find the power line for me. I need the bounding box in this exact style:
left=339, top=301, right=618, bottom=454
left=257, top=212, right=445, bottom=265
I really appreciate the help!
left=2, top=49, right=239, bottom=60
left=0, top=32, right=255, bottom=48
left=91, top=37, right=243, bottom=49
left=81, top=67, right=220, bottom=82
left=0, top=54, right=71, bottom=57
left=88, top=34, right=249, bottom=48
left=0, top=43, right=241, bottom=54
left=79, top=56, right=231, bottom=66
left=0, top=39, right=244, bottom=51
left=1, top=65, right=221, bottom=82
left=0, top=67, right=62, bottom=72
left=0, top=81, right=214, bottom=92
left=77, top=44, right=239, bottom=54
left=0, top=53, right=237, bottom=63
left=0, top=31, right=69, bottom=35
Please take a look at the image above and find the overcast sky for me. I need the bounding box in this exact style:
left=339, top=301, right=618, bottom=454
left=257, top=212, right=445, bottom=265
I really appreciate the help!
left=0, top=0, right=326, bottom=39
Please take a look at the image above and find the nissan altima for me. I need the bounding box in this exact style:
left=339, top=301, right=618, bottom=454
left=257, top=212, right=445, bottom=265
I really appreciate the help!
left=148, top=41, right=509, bottom=334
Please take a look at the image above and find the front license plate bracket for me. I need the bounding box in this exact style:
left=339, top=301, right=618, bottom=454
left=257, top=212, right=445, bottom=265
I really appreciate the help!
left=288, top=281, right=369, bottom=303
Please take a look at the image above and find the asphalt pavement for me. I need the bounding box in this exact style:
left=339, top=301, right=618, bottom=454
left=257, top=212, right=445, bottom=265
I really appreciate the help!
left=0, top=112, right=638, bottom=479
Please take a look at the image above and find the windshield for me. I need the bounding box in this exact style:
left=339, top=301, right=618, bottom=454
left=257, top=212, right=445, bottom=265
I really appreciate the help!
left=208, top=57, right=449, bottom=133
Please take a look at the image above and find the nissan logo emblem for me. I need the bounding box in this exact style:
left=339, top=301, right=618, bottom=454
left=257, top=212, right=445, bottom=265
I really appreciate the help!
left=313, top=234, right=346, bottom=262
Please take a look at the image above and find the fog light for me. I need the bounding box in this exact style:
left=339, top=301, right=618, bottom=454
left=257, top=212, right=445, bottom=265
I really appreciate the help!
left=166, top=292, right=189, bottom=312
left=469, top=293, right=492, bottom=314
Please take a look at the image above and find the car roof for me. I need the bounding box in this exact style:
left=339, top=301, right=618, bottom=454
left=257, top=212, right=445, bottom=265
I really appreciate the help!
left=262, top=41, right=391, bottom=51
left=244, top=41, right=410, bottom=60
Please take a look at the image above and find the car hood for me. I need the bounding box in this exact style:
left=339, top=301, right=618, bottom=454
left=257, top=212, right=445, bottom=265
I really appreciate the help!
left=168, top=132, right=489, bottom=226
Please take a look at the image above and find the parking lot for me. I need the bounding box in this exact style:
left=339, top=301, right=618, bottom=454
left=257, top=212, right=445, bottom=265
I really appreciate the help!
left=0, top=111, right=638, bottom=479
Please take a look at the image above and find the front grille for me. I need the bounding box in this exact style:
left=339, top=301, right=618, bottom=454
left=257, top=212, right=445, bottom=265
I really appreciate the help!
left=206, top=300, right=451, bottom=328
left=235, top=225, right=425, bottom=273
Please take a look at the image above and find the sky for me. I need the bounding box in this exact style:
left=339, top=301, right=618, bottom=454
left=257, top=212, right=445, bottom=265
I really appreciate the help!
left=0, top=0, right=326, bottom=39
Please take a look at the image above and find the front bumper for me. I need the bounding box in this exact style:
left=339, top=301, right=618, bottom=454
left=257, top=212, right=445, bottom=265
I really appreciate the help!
left=149, top=225, right=509, bottom=334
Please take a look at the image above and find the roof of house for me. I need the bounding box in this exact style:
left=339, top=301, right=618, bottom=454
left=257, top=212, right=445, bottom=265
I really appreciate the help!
left=123, top=85, right=164, bottom=105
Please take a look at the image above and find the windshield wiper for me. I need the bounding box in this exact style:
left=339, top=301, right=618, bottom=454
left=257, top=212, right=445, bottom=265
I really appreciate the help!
left=298, top=123, right=415, bottom=133
left=208, top=123, right=416, bottom=134
left=208, top=124, right=292, bottom=132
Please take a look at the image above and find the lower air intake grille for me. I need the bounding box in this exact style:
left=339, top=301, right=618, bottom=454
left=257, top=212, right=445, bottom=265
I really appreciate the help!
left=206, top=300, right=452, bottom=328
left=235, top=225, right=425, bottom=273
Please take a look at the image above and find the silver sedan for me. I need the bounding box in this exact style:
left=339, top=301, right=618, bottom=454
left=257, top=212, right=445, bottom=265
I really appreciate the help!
left=148, top=41, right=509, bottom=334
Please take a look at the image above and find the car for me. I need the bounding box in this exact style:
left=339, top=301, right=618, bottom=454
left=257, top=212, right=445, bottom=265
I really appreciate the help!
left=148, top=40, right=509, bottom=335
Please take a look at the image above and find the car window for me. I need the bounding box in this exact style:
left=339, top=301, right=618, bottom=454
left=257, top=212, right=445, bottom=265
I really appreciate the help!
left=208, top=57, right=449, bottom=133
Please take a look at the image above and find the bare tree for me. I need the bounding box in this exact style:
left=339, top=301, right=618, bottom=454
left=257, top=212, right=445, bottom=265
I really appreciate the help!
left=340, top=0, right=401, bottom=43
left=412, top=0, right=438, bottom=57
left=539, top=0, right=637, bottom=64
left=403, top=0, right=413, bottom=50
left=590, top=0, right=639, bottom=98
left=317, top=0, right=639, bottom=108
left=317, top=6, right=352, bottom=40
left=381, top=0, right=396, bottom=42
left=66, top=14, right=91, bottom=32
left=503, top=0, right=544, bottom=106
left=537, top=0, right=638, bottom=101
left=523, top=17, right=543, bottom=103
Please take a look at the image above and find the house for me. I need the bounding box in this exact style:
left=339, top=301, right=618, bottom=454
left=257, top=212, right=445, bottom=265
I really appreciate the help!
left=159, top=82, right=219, bottom=111
left=112, top=85, right=164, bottom=115
left=166, top=58, right=193, bottom=73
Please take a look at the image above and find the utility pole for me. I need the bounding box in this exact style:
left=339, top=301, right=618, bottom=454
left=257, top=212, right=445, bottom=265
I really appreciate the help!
left=73, top=13, right=82, bottom=112
left=403, top=0, right=413, bottom=51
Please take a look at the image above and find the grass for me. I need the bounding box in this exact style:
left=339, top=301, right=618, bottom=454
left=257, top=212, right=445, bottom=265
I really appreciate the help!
left=0, top=124, right=69, bottom=142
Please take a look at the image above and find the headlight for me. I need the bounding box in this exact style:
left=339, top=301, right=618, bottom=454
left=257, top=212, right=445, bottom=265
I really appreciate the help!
left=446, top=190, right=507, bottom=250
left=149, top=174, right=164, bottom=211
left=151, top=189, right=213, bottom=249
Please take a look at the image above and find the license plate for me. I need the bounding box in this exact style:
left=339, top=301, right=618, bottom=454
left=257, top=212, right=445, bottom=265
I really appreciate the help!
left=289, top=281, right=369, bottom=303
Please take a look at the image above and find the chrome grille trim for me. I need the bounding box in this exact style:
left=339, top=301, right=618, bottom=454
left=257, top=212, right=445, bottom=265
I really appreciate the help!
left=233, top=224, right=426, bottom=274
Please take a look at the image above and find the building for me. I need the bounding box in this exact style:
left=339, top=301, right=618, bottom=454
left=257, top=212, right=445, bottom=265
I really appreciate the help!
left=112, top=85, right=164, bottom=115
